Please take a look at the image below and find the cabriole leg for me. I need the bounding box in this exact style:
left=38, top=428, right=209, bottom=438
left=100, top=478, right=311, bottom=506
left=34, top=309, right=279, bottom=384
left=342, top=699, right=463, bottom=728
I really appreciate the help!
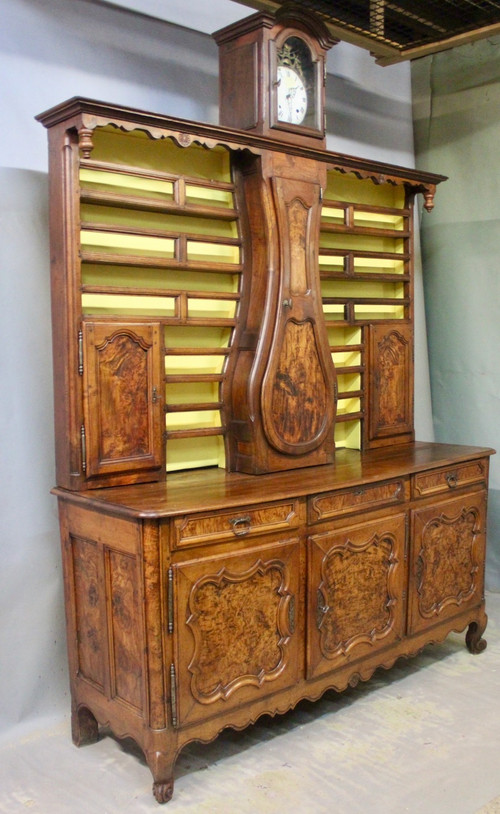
left=466, top=607, right=488, bottom=654
left=145, top=748, right=176, bottom=805
left=71, top=704, right=99, bottom=747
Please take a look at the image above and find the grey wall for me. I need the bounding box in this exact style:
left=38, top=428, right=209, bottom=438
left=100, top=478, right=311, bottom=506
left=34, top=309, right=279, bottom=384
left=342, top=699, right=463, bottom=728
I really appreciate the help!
left=0, top=0, right=428, bottom=738
left=412, top=39, right=500, bottom=590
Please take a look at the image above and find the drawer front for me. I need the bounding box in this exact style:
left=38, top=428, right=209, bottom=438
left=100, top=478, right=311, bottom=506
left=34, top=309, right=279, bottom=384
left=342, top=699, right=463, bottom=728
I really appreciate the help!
left=309, top=478, right=408, bottom=524
left=173, top=499, right=303, bottom=549
left=412, top=459, right=487, bottom=499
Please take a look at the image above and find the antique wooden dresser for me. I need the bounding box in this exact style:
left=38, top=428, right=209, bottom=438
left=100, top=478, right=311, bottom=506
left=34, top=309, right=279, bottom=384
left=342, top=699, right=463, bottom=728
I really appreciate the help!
left=37, top=7, right=494, bottom=803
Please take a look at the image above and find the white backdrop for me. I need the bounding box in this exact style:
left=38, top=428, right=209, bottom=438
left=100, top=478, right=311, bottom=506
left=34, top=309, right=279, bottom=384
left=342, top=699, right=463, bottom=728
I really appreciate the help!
left=0, top=0, right=432, bottom=739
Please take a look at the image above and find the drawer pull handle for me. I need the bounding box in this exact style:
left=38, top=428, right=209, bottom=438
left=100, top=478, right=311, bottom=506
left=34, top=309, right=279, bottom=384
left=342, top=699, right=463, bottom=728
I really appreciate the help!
left=446, top=473, right=458, bottom=488
left=229, top=515, right=252, bottom=536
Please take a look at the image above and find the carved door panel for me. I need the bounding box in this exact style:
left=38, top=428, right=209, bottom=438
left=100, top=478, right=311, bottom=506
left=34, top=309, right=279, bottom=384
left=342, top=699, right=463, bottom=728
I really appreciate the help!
left=260, top=176, right=336, bottom=456
left=307, top=514, right=407, bottom=680
left=82, top=321, right=163, bottom=478
left=408, top=492, right=486, bottom=635
left=368, top=324, right=413, bottom=444
left=171, top=538, right=300, bottom=727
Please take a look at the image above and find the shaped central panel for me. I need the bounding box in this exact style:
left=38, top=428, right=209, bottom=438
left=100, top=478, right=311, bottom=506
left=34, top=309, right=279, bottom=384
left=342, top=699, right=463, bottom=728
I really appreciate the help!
left=226, top=153, right=337, bottom=473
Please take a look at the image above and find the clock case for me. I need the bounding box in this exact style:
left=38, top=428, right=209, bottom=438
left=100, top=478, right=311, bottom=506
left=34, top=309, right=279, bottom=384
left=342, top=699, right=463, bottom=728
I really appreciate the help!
left=214, top=5, right=338, bottom=148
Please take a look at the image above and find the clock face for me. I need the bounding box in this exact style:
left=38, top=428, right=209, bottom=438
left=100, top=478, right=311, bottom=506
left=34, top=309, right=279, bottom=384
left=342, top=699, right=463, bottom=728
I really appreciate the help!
left=277, top=65, right=308, bottom=125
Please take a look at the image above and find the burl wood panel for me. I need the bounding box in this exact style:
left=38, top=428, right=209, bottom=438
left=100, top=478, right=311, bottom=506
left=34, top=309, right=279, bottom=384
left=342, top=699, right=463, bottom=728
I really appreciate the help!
left=308, top=514, right=406, bottom=679
left=261, top=176, right=336, bottom=456
left=368, top=324, right=413, bottom=443
left=83, top=321, right=162, bottom=478
left=266, top=320, right=331, bottom=448
left=108, top=549, right=143, bottom=710
left=409, top=492, right=486, bottom=634
left=173, top=499, right=303, bottom=549
left=72, top=536, right=105, bottom=689
left=173, top=539, right=300, bottom=726
left=309, top=478, right=407, bottom=523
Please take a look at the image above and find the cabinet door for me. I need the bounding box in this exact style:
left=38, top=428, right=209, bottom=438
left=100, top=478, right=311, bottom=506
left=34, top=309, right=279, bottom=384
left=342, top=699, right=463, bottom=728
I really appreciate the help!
left=367, top=324, right=413, bottom=444
left=83, top=321, right=163, bottom=478
left=408, top=492, right=486, bottom=634
left=171, top=538, right=300, bottom=727
left=307, top=514, right=407, bottom=680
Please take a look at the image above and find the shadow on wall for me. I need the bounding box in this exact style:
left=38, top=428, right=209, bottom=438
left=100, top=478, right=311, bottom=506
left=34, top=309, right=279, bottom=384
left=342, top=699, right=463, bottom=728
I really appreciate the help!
left=325, top=73, right=413, bottom=154
left=486, top=490, right=500, bottom=592
left=0, top=167, right=70, bottom=728
left=1, top=0, right=219, bottom=116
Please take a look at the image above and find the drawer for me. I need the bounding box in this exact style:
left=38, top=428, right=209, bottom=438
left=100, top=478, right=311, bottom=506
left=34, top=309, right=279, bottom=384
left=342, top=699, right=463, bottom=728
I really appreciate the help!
left=308, top=478, right=408, bottom=524
left=172, top=498, right=303, bottom=549
left=412, top=459, right=487, bottom=499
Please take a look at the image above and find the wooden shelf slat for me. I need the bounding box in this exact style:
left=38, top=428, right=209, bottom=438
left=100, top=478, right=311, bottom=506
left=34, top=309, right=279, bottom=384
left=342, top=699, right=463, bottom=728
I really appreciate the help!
left=336, top=411, right=364, bottom=422
left=81, top=251, right=243, bottom=273
left=322, top=198, right=411, bottom=217
left=165, top=374, right=225, bottom=383
left=81, top=221, right=241, bottom=246
left=330, top=344, right=364, bottom=353
left=165, top=347, right=230, bottom=355
left=323, top=297, right=409, bottom=306
left=165, top=402, right=223, bottom=413
left=319, top=248, right=410, bottom=261
left=321, top=223, right=410, bottom=239
left=165, top=427, right=225, bottom=439
left=337, top=390, right=363, bottom=399
left=81, top=157, right=236, bottom=191
left=82, top=284, right=240, bottom=301
left=335, top=365, right=365, bottom=375
left=80, top=190, right=239, bottom=221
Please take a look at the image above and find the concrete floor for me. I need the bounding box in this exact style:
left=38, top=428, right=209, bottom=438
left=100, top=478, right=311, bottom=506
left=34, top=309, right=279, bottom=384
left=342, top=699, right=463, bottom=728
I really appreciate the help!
left=2, top=593, right=500, bottom=814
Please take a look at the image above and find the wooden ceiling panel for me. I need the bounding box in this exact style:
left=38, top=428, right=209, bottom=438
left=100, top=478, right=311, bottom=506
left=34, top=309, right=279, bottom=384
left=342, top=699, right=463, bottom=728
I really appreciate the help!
left=237, top=0, right=500, bottom=63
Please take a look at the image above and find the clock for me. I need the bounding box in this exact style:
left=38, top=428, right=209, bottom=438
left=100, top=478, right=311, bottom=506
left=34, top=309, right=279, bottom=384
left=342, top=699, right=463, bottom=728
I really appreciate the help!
left=277, top=64, right=308, bottom=125
left=214, top=6, right=338, bottom=147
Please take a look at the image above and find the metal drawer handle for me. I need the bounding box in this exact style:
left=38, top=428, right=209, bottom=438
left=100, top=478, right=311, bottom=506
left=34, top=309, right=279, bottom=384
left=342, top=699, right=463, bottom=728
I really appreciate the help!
left=229, top=515, right=252, bottom=536
left=446, top=472, right=458, bottom=488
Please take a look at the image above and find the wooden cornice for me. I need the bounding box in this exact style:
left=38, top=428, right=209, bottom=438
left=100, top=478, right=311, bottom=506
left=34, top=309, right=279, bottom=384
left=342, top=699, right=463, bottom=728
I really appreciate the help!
left=36, top=96, right=446, bottom=206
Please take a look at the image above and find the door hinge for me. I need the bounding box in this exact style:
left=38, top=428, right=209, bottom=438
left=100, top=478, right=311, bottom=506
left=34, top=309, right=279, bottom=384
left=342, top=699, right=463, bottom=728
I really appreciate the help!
left=170, top=663, right=178, bottom=728
left=288, top=594, right=296, bottom=635
left=167, top=567, right=174, bottom=635
left=78, top=330, right=83, bottom=376
left=80, top=424, right=87, bottom=473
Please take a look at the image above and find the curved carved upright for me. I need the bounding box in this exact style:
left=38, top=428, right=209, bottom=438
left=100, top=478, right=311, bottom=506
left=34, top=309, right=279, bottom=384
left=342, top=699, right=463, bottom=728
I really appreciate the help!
left=226, top=154, right=336, bottom=473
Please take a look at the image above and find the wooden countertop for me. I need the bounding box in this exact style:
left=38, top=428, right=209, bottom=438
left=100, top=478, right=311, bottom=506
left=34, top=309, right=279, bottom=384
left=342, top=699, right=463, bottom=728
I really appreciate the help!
left=51, top=442, right=495, bottom=520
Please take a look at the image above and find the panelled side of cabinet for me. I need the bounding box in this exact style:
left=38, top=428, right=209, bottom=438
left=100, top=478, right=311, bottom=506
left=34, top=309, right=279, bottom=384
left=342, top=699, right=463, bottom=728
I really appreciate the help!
left=46, top=122, right=83, bottom=490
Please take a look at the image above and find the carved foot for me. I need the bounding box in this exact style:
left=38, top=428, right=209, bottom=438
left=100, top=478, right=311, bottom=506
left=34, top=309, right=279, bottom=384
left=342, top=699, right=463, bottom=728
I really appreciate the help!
left=466, top=612, right=488, bottom=655
left=153, top=779, right=174, bottom=804
left=71, top=705, right=99, bottom=747
left=146, top=748, right=176, bottom=804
